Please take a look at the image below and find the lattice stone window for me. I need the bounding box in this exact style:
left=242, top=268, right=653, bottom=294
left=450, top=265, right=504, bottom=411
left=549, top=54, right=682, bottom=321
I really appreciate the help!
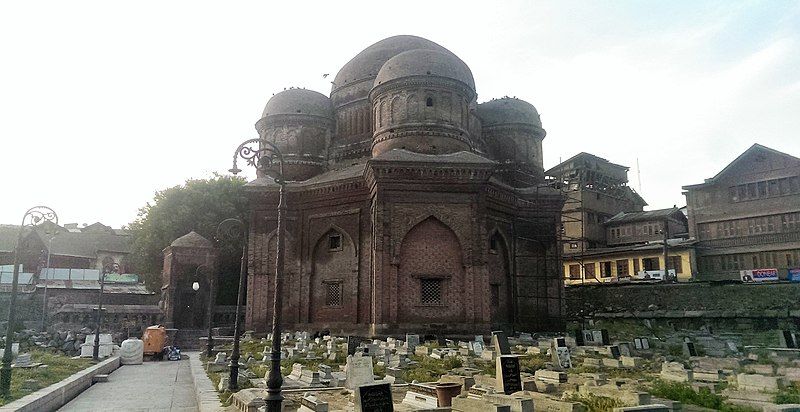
left=325, top=281, right=342, bottom=307
left=420, top=278, right=442, bottom=305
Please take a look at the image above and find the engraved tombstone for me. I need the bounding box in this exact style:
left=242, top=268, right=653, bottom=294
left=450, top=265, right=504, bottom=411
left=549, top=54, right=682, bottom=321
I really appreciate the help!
left=496, top=355, right=522, bottom=395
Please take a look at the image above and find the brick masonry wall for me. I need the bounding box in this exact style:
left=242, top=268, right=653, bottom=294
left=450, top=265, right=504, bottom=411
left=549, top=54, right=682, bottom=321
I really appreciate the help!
left=397, top=216, right=466, bottom=323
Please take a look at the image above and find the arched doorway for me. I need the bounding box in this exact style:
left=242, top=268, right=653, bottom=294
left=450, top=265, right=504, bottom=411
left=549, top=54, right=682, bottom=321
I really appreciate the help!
left=309, top=228, right=357, bottom=324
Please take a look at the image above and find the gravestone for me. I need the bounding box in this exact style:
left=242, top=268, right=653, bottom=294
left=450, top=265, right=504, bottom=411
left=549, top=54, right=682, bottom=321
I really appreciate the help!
left=13, top=353, right=31, bottom=367
left=347, top=336, right=362, bottom=356
left=473, top=341, right=484, bottom=356
left=591, top=330, right=604, bottom=345
left=355, top=381, right=394, bottom=412
left=405, top=334, right=420, bottom=351
left=346, top=355, right=375, bottom=389
left=575, top=330, right=585, bottom=346
left=492, top=331, right=511, bottom=355
left=600, top=329, right=610, bottom=345
left=780, top=331, right=797, bottom=349
left=496, top=355, right=522, bottom=394
left=683, top=342, right=698, bottom=357
left=609, top=345, right=621, bottom=359
left=299, top=393, right=329, bottom=412
left=552, top=338, right=572, bottom=369
left=634, top=337, right=650, bottom=350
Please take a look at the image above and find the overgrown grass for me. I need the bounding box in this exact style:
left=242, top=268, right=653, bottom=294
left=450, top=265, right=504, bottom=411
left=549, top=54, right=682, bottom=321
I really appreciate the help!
left=0, top=349, right=93, bottom=406
left=648, top=380, right=758, bottom=412
left=775, top=383, right=800, bottom=404
left=564, top=393, right=626, bottom=412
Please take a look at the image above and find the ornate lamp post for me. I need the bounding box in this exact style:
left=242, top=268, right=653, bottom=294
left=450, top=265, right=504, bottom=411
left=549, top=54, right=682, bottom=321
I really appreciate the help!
left=216, top=218, right=247, bottom=391
left=1, top=206, right=58, bottom=398
left=93, top=261, right=119, bottom=361
left=229, top=138, right=286, bottom=411
left=194, top=263, right=216, bottom=358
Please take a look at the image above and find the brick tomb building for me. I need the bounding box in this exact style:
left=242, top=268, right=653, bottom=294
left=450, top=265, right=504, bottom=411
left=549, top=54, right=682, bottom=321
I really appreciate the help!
left=241, top=35, right=565, bottom=336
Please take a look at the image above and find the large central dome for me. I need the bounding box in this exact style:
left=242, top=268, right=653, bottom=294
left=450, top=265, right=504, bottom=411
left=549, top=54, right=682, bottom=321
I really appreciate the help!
left=331, top=35, right=453, bottom=95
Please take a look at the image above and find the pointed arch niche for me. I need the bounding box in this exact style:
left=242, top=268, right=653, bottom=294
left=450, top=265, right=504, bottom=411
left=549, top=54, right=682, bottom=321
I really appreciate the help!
left=397, top=216, right=466, bottom=323
left=488, top=229, right=513, bottom=326
left=308, top=227, right=358, bottom=324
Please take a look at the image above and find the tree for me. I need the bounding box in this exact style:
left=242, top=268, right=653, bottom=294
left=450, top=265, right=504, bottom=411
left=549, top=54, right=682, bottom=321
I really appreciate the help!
left=127, top=174, right=249, bottom=302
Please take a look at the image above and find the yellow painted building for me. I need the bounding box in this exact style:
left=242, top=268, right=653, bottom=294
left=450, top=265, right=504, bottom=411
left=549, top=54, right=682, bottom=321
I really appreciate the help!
left=563, top=240, right=696, bottom=285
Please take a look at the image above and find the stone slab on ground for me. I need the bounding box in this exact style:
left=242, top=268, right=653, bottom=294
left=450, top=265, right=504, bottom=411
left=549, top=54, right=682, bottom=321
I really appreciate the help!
left=58, top=358, right=198, bottom=411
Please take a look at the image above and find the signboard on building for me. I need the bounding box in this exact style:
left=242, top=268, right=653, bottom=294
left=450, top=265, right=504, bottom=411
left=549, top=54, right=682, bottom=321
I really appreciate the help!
left=740, top=268, right=779, bottom=283
left=788, top=268, right=800, bottom=282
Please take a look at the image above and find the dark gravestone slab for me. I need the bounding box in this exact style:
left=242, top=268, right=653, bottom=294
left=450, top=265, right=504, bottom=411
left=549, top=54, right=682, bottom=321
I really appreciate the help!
left=555, top=337, right=567, bottom=348
left=683, top=342, right=698, bottom=357
left=356, top=382, right=394, bottom=412
left=609, top=345, right=621, bottom=359
left=497, top=355, right=522, bottom=394
left=781, top=330, right=797, bottom=349
left=437, top=335, right=446, bottom=347
left=600, top=329, right=610, bottom=345
left=575, top=330, right=585, bottom=346
left=492, top=331, right=511, bottom=355
left=348, top=336, right=362, bottom=356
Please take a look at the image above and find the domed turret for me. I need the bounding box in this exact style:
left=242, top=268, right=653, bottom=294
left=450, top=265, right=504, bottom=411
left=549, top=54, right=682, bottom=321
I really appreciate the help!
left=329, top=35, right=456, bottom=159
left=255, top=89, right=333, bottom=181
left=369, top=49, right=477, bottom=157
left=477, top=97, right=546, bottom=185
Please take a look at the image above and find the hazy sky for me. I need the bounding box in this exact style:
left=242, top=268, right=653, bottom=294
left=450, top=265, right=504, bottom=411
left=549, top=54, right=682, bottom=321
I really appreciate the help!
left=1, top=1, right=798, bottom=227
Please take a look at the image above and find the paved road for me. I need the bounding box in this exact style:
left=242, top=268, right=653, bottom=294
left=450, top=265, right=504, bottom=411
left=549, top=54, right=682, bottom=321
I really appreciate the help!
left=59, top=358, right=198, bottom=412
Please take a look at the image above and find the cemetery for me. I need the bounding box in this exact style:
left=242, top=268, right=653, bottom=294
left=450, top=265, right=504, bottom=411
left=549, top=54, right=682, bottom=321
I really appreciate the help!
left=196, top=324, right=800, bottom=412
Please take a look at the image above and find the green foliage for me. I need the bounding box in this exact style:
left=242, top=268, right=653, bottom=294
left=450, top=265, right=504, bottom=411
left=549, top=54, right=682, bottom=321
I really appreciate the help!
left=648, top=380, right=757, bottom=412
left=667, top=345, right=684, bottom=357
left=564, top=393, right=626, bottom=412
left=442, top=356, right=463, bottom=370
left=775, top=383, right=800, bottom=404
left=127, top=174, right=248, bottom=296
left=519, top=354, right=547, bottom=374
left=0, top=349, right=92, bottom=406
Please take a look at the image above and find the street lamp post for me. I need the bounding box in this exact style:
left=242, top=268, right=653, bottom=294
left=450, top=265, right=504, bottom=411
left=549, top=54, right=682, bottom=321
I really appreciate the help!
left=229, top=138, right=286, bottom=412
left=194, top=264, right=216, bottom=358
left=93, top=261, right=119, bottom=361
left=41, top=230, right=58, bottom=331
left=216, top=218, right=247, bottom=391
left=1, top=206, right=58, bottom=398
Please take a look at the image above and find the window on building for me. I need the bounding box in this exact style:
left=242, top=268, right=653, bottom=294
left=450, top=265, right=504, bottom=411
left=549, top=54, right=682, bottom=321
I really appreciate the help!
left=600, top=261, right=612, bottom=278
left=668, top=256, right=683, bottom=274
left=426, top=97, right=434, bottom=107
left=490, top=284, right=500, bottom=306
left=616, top=260, right=629, bottom=277
left=420, top=278, right=442, bottom=304
left=585, top=263, right=596, bottom=278
left=569, top=242, right=579, bottom=249
left=643, top=257, right=660, bottom=271
left=633, top=258, right=640, bottom=274
left=325, top=281, right=343, bottom=306
left=569, top=264, right=581, bottom=279
left=328, top=233, right=342, bottom=251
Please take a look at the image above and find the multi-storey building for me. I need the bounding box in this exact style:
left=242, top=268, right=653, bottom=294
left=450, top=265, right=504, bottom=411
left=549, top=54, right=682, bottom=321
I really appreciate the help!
left=546, top=153, right=646, bottom=254
left=683, top=144, right=800, bottom=281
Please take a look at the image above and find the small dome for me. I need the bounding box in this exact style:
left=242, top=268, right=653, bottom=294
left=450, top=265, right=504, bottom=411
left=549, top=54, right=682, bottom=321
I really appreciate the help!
left=374, top=49, right=475, bottom=90
left=262, top=89, right=333, bottom=119
left=332, top=35, right=451, bottom=92
left=477, top=98, right=542, bottom=128
left=170, top=231, right=214, bottom=248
